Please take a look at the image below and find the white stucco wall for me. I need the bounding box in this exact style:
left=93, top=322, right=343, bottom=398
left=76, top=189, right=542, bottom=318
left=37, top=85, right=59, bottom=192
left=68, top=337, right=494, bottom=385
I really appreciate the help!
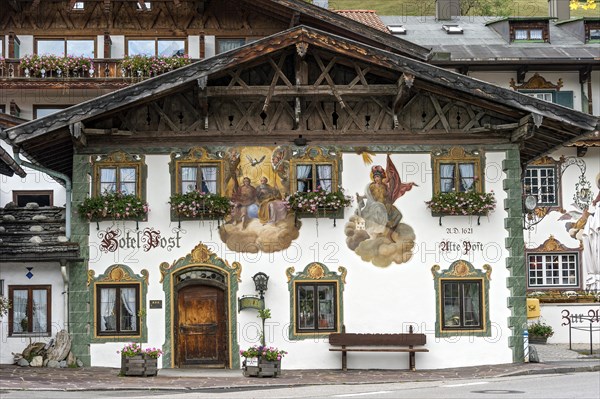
left=0, top=264, right=66, bottom=364
left=536, top=303, right=600, bottom=344
left=86, top=150, right=514, bottom=369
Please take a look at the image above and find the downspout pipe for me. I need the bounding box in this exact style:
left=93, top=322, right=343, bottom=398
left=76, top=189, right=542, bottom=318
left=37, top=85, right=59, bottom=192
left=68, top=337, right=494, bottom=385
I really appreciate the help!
left=60, top=259, right=69, bottom=331
left=12, top=148, right=72, bottom=240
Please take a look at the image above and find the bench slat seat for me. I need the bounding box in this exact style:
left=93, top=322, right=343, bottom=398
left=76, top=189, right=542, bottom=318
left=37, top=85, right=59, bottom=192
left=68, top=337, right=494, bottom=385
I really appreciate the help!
left=329, top=348, right=429, bottom=353
left=329, top=327, right=428, bottom=371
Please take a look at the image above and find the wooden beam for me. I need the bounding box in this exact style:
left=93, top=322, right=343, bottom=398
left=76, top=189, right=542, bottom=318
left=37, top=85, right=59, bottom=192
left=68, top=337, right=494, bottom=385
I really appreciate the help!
left=151, top=102, right=180, bottom=132
left=511, top=114, right=535, bottom=142
left=393, top=73, right=415, bottom=114
left=289, top=11, right=300, bottom=28
left=208, top=85, right=398, bottom=97
left=69, top=121, right=86, bottom=148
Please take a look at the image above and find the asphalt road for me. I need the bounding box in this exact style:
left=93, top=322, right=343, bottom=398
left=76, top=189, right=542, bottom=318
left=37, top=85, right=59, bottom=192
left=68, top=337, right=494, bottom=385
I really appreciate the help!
left=2, top=371, right=599, bottom=399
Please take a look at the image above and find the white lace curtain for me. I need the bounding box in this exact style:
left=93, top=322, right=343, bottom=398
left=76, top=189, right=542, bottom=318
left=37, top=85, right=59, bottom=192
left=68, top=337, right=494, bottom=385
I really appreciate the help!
left=317, top=165, right=332, bottom=192
left=11, top=290, right=47, bottom=333
left=440, top=164, right=455, bottom=192
left=100, top=288, right=117, bottom=332
left=200, top=166, right=217, bottom=194
left=32, top=289, right=47, bottom=333
left=12, top=290, right=28, bottom=333
left=296, top=165, right=311, bottom=192
left=458, top=164, right=475, bottom=191
left=120, top=288, right=137, bottom=331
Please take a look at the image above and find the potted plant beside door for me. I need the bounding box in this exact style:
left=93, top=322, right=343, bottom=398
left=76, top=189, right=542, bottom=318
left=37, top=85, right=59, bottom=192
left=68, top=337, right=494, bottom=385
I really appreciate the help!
left=240, top=345, right=287, bottom=377
left=119, top=343, right=163, bottom=376
left=240, top=308, right=287, bottom=377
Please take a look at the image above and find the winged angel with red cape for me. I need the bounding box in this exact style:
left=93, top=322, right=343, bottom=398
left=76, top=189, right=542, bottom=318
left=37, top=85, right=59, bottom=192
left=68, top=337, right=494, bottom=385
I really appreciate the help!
left=345, top=155, right=418, bottom=267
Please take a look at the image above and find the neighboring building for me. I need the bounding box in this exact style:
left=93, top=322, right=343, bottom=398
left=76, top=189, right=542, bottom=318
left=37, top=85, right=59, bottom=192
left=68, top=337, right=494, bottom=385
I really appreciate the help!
left=0, top=0, right=598, bottom=368
left=380, top=0, right=600, bottom=344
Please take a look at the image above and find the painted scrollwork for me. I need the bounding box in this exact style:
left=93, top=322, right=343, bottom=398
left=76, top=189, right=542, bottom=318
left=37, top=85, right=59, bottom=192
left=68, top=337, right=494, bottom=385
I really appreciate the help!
left=286, top=267, right=295, bottom=283
left=338, top=266, right=347, bottom=284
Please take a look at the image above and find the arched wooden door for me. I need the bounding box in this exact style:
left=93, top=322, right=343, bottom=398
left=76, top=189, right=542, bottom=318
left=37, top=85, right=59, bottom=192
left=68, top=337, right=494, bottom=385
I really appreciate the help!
left=175, top=283, right=228, bottom=367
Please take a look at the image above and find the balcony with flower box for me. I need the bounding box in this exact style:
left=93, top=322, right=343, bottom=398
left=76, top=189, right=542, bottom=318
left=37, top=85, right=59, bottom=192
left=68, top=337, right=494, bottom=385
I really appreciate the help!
left=0, top=55, right=194, bottom=89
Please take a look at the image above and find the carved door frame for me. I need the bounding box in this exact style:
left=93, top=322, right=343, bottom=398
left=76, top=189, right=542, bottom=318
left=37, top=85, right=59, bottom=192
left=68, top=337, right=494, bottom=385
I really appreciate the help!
left=160, top=243, right=241, bottom=368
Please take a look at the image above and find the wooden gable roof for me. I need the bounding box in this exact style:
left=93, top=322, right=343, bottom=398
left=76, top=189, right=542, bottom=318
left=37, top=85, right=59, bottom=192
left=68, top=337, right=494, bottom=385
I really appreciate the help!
left=4, top=25, right=599, bottom=178
left=0, top=113, right=28, bottom=177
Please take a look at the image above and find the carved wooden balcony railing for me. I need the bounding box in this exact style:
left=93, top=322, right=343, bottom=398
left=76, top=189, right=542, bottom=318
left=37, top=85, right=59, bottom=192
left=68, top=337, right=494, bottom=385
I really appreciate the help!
left=0, top=58, right=198, bottom=86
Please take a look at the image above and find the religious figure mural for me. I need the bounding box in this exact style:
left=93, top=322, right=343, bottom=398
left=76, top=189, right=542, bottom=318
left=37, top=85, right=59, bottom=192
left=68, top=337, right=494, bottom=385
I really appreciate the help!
left=219, top=146, right=299, bottom=253
left=344, top=155, right=417, bottom=267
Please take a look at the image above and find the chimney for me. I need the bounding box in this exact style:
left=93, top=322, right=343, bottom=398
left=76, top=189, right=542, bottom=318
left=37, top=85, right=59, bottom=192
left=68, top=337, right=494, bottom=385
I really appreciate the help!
left=313, top=0, right=328, bottom=9
left=436, top=0, right=460, bottom=21
left=548, top=0, right=570, bottom=21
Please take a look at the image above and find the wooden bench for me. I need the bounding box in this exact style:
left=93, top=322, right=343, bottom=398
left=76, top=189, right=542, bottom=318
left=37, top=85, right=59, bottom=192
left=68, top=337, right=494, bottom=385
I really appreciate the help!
left=329, top=326, right=428, bottom=371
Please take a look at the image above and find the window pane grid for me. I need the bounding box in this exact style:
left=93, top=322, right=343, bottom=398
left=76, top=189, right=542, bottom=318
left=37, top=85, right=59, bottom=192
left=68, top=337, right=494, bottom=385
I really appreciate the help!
left=179, top=164, right=219, bottom=194
left=439, top=162, right=474, bottom=192
left=296, top=283, right=336, bottom=332
left=296, top=164, right=334, bottom=193
left=524, top=167, right=557, bottom=205
left=528, top=253, right=578, bottom=286
left=9, top=286, right=50, bottom=336
left=442, top=280, right=482, bottom=330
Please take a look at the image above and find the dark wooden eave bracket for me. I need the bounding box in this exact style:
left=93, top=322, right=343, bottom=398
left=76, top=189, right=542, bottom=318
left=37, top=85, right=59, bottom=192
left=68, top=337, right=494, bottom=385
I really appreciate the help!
left=69, top=121, right=86, bottom=148
left=511, top=113, right=542, bottom=143
left=392, top=73, right=415, bottom=128
left=197, top=76, right=209, bottom=130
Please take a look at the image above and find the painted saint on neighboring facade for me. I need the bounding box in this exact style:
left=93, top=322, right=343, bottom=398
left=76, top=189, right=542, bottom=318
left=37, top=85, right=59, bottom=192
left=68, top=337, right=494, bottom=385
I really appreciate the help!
left=219, top=146, right=299, bottom=253
left=345, top=155, right=417, bottom=267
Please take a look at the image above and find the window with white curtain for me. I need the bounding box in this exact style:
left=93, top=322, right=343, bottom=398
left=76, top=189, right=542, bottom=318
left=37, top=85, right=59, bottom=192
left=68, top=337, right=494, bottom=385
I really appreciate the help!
left=438, top=162, right=475, bottom=193
left=512, top=25, right=546, bottom=42
left=432, top=148, right=482, bottom=195
left=98, top=166, right=137, bottom=195
left=296, top=164, right=333, bottom=193
left=216, top=39, right=246, bottom=54
left=179, top=164, right=219, bottom=194
left=8, top=285, right=51, bottom=336
left=96, top=284, right=140, bottom=336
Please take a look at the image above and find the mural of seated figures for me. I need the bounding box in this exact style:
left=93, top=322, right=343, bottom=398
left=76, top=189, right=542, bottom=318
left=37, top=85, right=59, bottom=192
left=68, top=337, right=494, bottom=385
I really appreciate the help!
left=219, top=145, right=299, bottom=253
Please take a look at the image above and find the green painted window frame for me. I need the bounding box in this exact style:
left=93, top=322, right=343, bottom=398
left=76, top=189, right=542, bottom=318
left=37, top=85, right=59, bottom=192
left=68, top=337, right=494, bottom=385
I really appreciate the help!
left=432, top=260, right=492, bottom=337
left=294, top=282, right=338, bottom=334
left=89, top=264, right=148, bottom=343
left=287, top=262, right=346, bottom=340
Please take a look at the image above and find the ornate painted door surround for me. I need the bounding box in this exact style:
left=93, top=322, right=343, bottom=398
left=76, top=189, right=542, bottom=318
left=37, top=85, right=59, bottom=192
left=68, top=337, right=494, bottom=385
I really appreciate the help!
left=160, top=243, right=241, bottom=368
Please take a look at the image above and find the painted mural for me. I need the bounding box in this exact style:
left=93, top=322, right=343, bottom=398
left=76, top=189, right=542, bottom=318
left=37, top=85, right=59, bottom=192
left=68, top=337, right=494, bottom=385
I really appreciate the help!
left=219, top=146, right=299, bottom=253
left=344, top=155, right=417, bottom=267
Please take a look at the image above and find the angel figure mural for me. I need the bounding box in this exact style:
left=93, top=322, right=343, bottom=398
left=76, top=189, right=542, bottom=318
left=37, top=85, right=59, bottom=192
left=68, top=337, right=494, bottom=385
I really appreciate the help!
left=345, top=155, right=417, bottom=267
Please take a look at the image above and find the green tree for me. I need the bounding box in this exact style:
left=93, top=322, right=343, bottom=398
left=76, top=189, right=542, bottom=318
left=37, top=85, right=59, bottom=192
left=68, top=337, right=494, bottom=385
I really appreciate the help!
left=461, top=0, right=516, bottom=16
